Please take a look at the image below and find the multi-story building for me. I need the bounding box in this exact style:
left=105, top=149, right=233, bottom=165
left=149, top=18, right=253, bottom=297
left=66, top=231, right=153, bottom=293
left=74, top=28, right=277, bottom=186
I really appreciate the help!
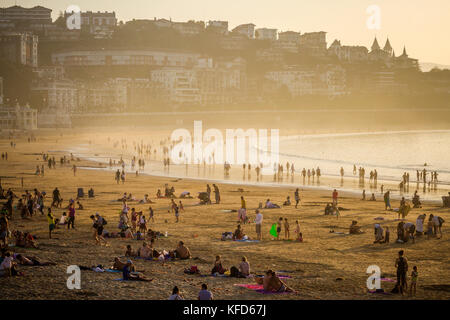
left=276, top=31, right=300, bottom=52
left=232, top=23, right=255, bottom=39
left=207, top=21, right=228, bottom=35
left=0, top=103, right=38, bottom=130
left=328, top=40, right=369, bottom=62
left=52, top=50, right=200, bottom=67
left=265, top=64, right=346, bottom=97
left=299, top=31, right=327, bottom=56
left=0, top=32, right=38, bottom=67
left=63, top=10, right=117, bottom=39
left=0, top=5, right=52, bottom=24
left=151, top=68, right=200, bottom=105
left=255, top=28, right=277, bottom=41
left=172, top=20, right=205, bottom=35
left=31, top=78, right=78, bottom=113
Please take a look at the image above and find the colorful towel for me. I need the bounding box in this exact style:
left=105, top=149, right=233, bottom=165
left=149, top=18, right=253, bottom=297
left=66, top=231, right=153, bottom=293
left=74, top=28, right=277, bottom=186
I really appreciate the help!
left=269, top=224, right=278, bottom=237
left=234, top=284, right=292, bottom=294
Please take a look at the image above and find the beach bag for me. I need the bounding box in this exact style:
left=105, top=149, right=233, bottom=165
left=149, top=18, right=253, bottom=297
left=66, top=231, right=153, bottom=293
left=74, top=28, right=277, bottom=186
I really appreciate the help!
left=230, top=266, right=239, bottom=278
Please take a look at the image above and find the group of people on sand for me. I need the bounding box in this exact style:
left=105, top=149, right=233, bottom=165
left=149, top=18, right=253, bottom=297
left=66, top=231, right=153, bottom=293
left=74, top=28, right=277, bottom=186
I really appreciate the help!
left=1, top=247, right=56, bottom=277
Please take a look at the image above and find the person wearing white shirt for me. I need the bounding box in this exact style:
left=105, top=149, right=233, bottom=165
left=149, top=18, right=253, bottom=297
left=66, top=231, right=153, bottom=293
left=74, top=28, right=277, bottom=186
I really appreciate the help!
left=254, top=210, right=263, bottom=240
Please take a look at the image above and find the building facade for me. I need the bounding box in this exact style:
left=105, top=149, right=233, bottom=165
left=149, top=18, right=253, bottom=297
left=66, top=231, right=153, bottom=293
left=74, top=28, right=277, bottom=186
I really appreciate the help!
left=0, top=32, right=38, bottom=67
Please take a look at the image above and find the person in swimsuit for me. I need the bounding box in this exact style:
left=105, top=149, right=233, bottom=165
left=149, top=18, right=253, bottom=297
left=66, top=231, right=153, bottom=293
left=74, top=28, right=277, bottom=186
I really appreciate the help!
left=395, top=250, right=408, bottom=295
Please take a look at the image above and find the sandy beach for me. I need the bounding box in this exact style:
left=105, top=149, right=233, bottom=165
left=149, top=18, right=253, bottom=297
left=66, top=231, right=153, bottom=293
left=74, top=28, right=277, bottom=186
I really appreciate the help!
left=1, top=129, right=450, bottom=300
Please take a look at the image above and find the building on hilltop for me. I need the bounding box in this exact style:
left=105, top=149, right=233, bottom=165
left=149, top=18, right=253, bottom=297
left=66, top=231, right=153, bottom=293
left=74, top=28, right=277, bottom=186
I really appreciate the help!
left=328, top=39, right=369, bottom=62
left=0, top=5, right=52, bottom=24
left=298, top=31, right=327, bottom=56
left=206, top=20, right=228, bottom=35
left=255, top=28, right=277, bottom=41
left=232, top=23, right=255, bottom=39
left=276, top=31, right=301, bottom=52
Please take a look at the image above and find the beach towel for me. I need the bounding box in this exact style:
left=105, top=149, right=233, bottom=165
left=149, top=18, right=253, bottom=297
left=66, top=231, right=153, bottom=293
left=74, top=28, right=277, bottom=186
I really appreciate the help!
left=234, top=239, right=260, bottom=243
left=269, top=224, right=277, bottom=237
left=234, top=284, right=292, bottom=294
left=105, top=269, right=121, bottom=273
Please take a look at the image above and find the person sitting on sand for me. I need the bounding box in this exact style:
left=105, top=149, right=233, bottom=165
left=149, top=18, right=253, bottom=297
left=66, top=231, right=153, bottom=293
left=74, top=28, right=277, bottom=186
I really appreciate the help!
left=397, top=222, right=405, bottom=242
left=265, top=199, right=280, bottom=209
left=238, top=256, right=250, bottom=277
left=138, top=242, right=152, bottom=258
left=349, top=221, right=363, bottom=234
left=254, top=270, right=294, bottom=293
left=156, top=189, right=163, bottom=198
left=170, top=241, right=191, bottom=259
left=283, top=196, right=291, bottom=206
left=211, top=255, right=227, bottom=275
left=122, top=259, right=152, bottom=281
left=125, top=245, right=138, bottom=257
left=112, top=257, right=127, bottom=271
left=374, top=224, right=384, bottom=243
left=0, top=251, right=19, bottom=277
left=370, top=193, right=376, bottom=201
left=169, top=286, right=184, bottom=300
left=76, top=201, right=84, bottom=210
left=233, top=224, right=245, bottom=240
left=324, top=203, right=332, bottom=215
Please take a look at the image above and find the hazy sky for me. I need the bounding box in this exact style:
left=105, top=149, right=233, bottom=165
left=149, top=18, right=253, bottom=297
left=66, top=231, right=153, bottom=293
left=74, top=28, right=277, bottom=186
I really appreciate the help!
left=5, top=0, right=450, bottom=64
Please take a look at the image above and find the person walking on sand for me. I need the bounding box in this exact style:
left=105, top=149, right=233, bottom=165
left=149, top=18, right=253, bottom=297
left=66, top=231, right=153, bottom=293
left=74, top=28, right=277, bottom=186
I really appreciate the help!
left=384, top=191, right=391, bottom=210
left=332, top=189, right=338, bottom=206
left=284, top=218, right=290, bottom=240
left=47, top=209, right=56, bottom=239
left=67, top=202, right=76, bottom=229
left=294, top=188, right=300, bottom=208
left=254, top=209, right=263, bottom=241
left=213, top=184, right=220, bottom=204
left=72, top=165, right=77, bottom=176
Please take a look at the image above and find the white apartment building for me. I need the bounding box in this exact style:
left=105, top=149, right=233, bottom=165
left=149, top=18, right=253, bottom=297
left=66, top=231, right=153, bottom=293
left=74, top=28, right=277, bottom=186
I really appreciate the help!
left=255, top=28, right=277, bottom=41
left=52, top=50, right=200, bottom=68
left=0, top=104, right=38, bottom=130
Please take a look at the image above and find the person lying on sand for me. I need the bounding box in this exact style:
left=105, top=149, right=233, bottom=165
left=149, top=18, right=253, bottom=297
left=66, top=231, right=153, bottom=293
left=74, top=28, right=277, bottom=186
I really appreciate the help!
left=254, top=270, right=294, bottom=292
left=265, top=199, right=280, bottom=209
left=13, top=253, right=56, bottom=266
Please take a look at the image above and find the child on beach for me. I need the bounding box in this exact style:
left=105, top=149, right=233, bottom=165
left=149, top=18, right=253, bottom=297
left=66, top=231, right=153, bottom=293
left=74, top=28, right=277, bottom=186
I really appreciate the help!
left=410, top=266, right=418, bottom=296
left=277, top=218, right=282, bottom=240
left=384, top=226, right=390, bottom=243
left=427, top=218, right=434, bottom=239
left=149, top=206, right=154, bottom=222
left=284, top=218, right=290, bottom=240
left=294, top=220, right=301, bottom=241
